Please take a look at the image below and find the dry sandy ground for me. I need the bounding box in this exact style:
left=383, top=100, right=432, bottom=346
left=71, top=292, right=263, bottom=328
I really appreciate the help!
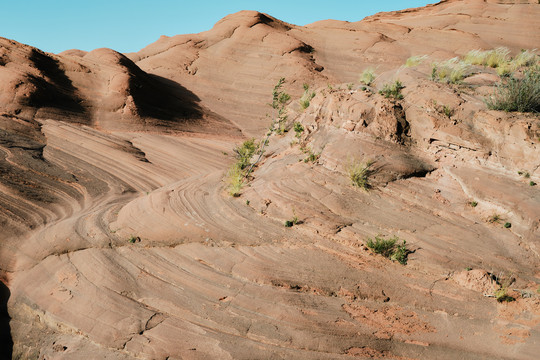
left=0, top=0, right=539, bottom=359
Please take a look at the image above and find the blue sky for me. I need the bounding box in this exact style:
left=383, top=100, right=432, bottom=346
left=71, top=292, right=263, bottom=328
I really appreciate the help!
left=1, top=1, right=434, bottom=54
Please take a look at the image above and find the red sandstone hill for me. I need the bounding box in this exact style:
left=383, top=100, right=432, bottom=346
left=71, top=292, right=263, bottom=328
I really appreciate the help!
left=0, top=1, right=539, bottom=359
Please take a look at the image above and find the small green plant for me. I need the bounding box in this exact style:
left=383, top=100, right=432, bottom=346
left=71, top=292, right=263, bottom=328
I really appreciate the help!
left=270, top=78, right=291, bottom=134
left=299, top=84, right=316, bottom=110
left=466, top=267, right=473, bottom=271
left=304, top=150, right=320, bottom=163
left=518, top=170, right=531, bottom=178
left=293, top=122, right=304, bottom=138
left=469, top=200, right=478, bottom=207
left=360, top=68, right=377, bottom=86
left=405, top=55, right=427, bottom=68
left=492, top=273, right=515, bottom=302
left=366, top=235, right=410, bottom=265
left=485, top=66, right=540, bottom=112
left=366, top=235, right=397, bottom=257
left=284, top=210, right=299, bottom=228
left=227, top=163, right=244, bottom=197
left=234, top=139, right=259, bottom=170
left=390, top=240, right=409, bottom=265
left=495, top=287, right=515, bottom=302
left=128, top=235, right=140, bottom=244
left=530, top=181, right=537, bottom=186
left=246, top=200, right=250, bottom=206
left=347, top=83, right=354, bottom=90
left=348, top=159, right=375, bottom=191
left=379, top=80, right=404, bottom=100
left=488, top=214, right=502, bottom=224
left=442, top=105, right=454, bottom=117
left=504, top=222, right=512, bottom=228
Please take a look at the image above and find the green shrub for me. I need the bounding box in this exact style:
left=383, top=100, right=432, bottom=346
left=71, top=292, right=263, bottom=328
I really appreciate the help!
left=303, top=148, right=320, bottom=163
left=299, top=84, right=316, bottom=110
left=504, top=222, right=512, bottom=229
left=234, top=139, right=259, bottom=169
left=366, top=235, right=397, bottom=257
left=360, top=68, right=377, bottom=86
left=293, top=122, right=304, bottom=138
left=390, top=240, right=409, bottom=265
left=348, top=159, right=374, bottom=191
left=495, top=287, right=515, bottom=302
left=485, top=66, right=540, bottom=112
left=379, top=80, right=404, bottom=100
left=227, top=163, right=244, bottom=197
left=366, top=235, right=410, bottom=265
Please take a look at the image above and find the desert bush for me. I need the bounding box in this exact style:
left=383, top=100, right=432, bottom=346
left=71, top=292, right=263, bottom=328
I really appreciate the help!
left=366, top=235, right=410, bottom=265
left=293, top=122, right=304, bottom=138
left=405, top=55, right=427, bottom=68
left=379, top=80, right=404, bottom=100
left=227, top=163, right=244, bottom=197
left=464, top=49, right=489, bottom=65
left=299, top=84, right=316, bottom=110
left=464, top=47, right=510, bottom=68
left=485, top=66, right=540, bottom=112
left=271, top=78, right=291, bottom=134
left=302, top=147, right=320, bottom=163
left=512, top=49, right=538, bottom=68
left=360, top=68, right=377, bottom=86
left=234, top=139, right=259, bottom=169
left=348, top=159, right=374, bottom=191
left=431, top=58, right=470, bottom=84
left=486, top=47, right=510, bottom=68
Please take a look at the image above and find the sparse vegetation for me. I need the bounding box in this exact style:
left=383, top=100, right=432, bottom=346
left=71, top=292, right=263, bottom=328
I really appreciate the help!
left=487, top=214, right=502, bottom=224
left=284, top=210, right=299, bottom=228
left=366, top=235, right=410, bottom=265
left=379, top=80, right=404, bottom=100
left=493, top=274, right=516, bottom=303
left=299, top=84, right=316, bottom=110
left=347, top=83, right=354, bottom=90
left=405, top=55, right=427, bottom=68
left=270, top=78, right=291, bottom=134
left=464, top=47, right=510, bottom=68
left=227, top=139, right=260, bottom=196
left=431, top=58, right=470, bottom=84
left=504, top=222, right=512, bottom=229
left=360, top=68, right=377, bottom=86
left=512, top=49, right=538, bottom=68
left=531, top=181, right=537, bottom=186
left=227, top=163, right=244, bottom=197
left=128, top=235, right=140, bottom=244
left=468, top=200, right=478, bottom=208
left=348, top=159, right=375, bottom=191
left=442, top=105, right=454, bottom=118
left=293, top=122, right=304, bottom=138
left=485, top=66, right=540, bottom=112
left=302, top=147, right=320, bottom=163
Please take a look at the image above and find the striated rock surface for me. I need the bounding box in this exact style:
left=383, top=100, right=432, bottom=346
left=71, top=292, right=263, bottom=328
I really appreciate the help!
left=0, top=0, right=539, bottom=359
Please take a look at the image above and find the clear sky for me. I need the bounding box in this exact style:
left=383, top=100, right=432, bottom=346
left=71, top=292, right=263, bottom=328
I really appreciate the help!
left=0, top=0, right=434, bottom=54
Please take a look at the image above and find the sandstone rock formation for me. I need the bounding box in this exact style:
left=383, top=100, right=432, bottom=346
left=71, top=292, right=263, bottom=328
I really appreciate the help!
left=0, top=0, right=539, bottom=359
